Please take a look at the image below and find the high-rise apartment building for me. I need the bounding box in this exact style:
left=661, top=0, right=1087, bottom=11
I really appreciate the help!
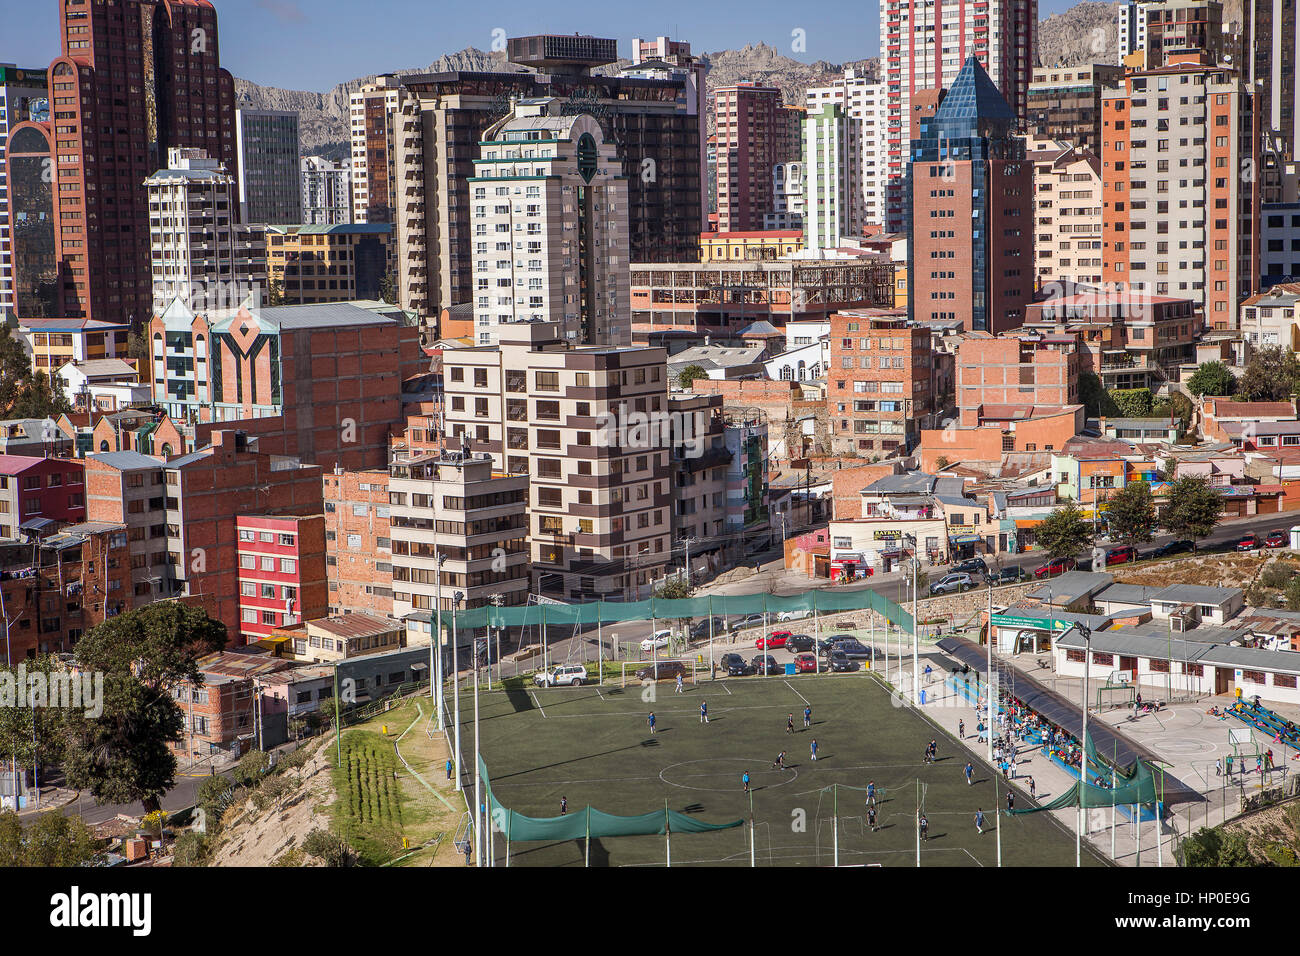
left=1028, top=138, right=1104, bottom=289
left=350, top=76, right=405, bottom=225
left=469, top=101, right=629, bottom=347
left=805, top=69, right=889, bottom=229
left=388, top=451, right=530, bottom=618
left=629, top=36, right=709, bottom=230
left=146, top=148, right=267, bottom=314
left=1248, top=0, right=1300, bottom=163
left=0, top=64, right=48, bottom=319
left=395, top=36, right=702, bottom=320
left=907, top=56, right=1034, bottom=333
left=712, top=83, right=784, bottom=233
left=441, top=322, right=673, bottom=601
left=879, top=0, right=1037, bottom=230
left=300, top=156, right=352, bottom=226
left=1101, top=54, right=1259, bottom=329
left=1027, top=64, right=1124, bottom=152
left=802, top=103, right=863, bottom=251
left=766, top=162, right=805, bottom=230
left=1120, top=0, right=1225, bottom=68
left=7, top=0, right=236, bottom=326
left=235, top=108, right=302, bottom=224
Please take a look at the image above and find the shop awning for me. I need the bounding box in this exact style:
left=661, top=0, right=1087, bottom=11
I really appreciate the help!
left=949, top=534, right=983, bottom=544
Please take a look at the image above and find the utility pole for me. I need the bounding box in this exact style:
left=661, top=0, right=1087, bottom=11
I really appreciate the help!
left=987, top=579, right=994, bottom=763
left=1078, top=623, right=1093, bottom=868
left=452, top=590, right=464, bottom=792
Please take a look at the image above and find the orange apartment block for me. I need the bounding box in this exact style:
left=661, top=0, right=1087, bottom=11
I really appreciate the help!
left=957, top=334, right=1080, bottom=426
left=826, top=309, right=936, bottom=455
left=321, top=467, right=394, bottom=617
left=919, top=406, right=1083, bottom=472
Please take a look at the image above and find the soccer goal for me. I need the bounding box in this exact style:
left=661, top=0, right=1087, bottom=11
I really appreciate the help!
left=1097, top=682, right=1137, bottom=711
left=616, top=657, right=703, bottom=689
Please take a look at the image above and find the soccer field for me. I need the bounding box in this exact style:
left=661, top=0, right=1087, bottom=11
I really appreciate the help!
left=452, top=672, right=1110, bottom=867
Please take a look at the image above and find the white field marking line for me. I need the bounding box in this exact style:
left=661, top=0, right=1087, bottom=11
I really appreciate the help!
left=595, top=686, right=605, bottom=700
left=784, top=679, right=810, bottom=705
left=530, top=691, right=547, bottom=717
left=721, top=681, right=733, bottom=695
left=619, top=845, right=983, bottom=867
left=533, top=702, right=789, bottom=718
left=495, top=764, right=937, bottom=790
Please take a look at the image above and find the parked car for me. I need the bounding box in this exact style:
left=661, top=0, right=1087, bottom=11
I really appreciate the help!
left=718, top=652, right=747, bottom=672
left=731, top=614, right=766, bottom=632
left=750, top=654, right=779, bottom=676
left=635, top=661, right=688, bottom=682
left=833, top=639, right=873, bottom=661
left=639, top=629, right=672, bottom=652
left=929, top=572, right=975, bottom=596
left=818, top=634, right=856, bottom=654
left=1266, top=530, right=1288, bottom=548
left=727, top=660, right=754, bottom=677
left=950, top=558, right=989, bottom=577
left=757, top=630, right=791, bottom=649
left=1105, top=546, right=1136, bottom=566
left=1033, top=556, right=1076, bottom=579
left=794, top=653, right=818, bottom=673
left=691, top=617, right=726, bottom=640
left=786, top=634, right=815, bottom=652
left=1150, top=539, right=1194, bottom=559
left=828, top=650, right=857, bottom=672
left=776, top=609, right=810, bottom=623
left=997, top=566, right=1027, bottom=584
left=533, top=664, right=590, bottom=687
left=1236, top=534, right=1260, bottom=552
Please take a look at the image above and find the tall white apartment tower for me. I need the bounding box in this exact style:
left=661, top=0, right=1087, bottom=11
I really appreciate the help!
left=802, top=103, right=862, bottom=251
left=145, top=148, right=267, bottom=314
left=805, top=69, right=889, bottom=229
left=469, top=99, right=630, bottom=348
left=879, top=0, right=1037, bottom=230
left=1118, top=1, right=1150, bottom=61
left=349, top=76, right=406, bottom=224
left=300, top=156, right=352, bottom=226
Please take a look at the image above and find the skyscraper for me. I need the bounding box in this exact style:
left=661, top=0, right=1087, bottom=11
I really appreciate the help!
left=349, top=75, right=405, bottom=225
left=712, top=83, right=784, bottom=232
left=907, top=56, right=1034, bottom=334
left=235, top=107, right=302, bottom=224
left=5, top=0, right=236, bottom=325
left=0, top=64, right=48, bottom=319
left=880, top=0, right=1037, bottom=231
left=806, top=68, right=890, bottom=229
left=802, top=103, right=862, bottom=251
left=469, top=99, right=629, bottom=347
left=300, top=156, right=352, bottom=226
left=395, top=35, right=702, bottom=321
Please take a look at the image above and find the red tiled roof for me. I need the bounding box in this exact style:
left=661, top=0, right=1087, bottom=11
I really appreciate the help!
left=1207, top=401, right=1296, bottom=420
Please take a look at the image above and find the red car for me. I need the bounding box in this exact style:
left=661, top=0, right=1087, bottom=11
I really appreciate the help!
left=1105, top=546, right=1136, bottom=566
left=1033, top=556, right=1076, bottom=579
left=794, top=653, right=818, bottom=673
left=1236, top=534, right=1260, bottom=552
left=757, top=631, right=791, bottom=649
left=1265, top=530, right=1287, bottom=548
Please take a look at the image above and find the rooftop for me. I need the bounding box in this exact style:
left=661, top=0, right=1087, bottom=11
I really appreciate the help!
left=309, top=612, right=402, bottom=641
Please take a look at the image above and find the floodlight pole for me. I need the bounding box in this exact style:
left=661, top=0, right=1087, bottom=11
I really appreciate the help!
left=908, top=534, right=919, bottom=706
left=474, top=633, right=482, bottom=867
left=1078, top=623, right=1092, bottom=868
left=915, top=779, right=921, bottom=867
left=987, top=580, right=994, bottom=763
left=994, top=768, right=1002, bottom=867
left=832, top=784, right=839, bottom=867
left=453, top=592, right=463, bottom=792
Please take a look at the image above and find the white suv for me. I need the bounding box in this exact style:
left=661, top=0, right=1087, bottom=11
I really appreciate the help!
left=534, top=665, right=589, bottom=687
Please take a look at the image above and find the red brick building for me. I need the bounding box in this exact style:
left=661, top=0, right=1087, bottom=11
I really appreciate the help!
left=235, top=514, right=327, bottom=645
left=0, top=455, right=86, bottom=537
left=712, top=83, right=784, bottom=232
left=826, top=309, right=936, bottom=456
left=321, top=467, right=393, bottom=617
left=151, top=299, right=426, bottom=471
left=957, top=334, right=1081, bottom=426
left=85, top=430, right=324, bottom=633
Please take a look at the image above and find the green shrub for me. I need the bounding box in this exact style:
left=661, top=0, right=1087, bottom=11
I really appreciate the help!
left=172, top=832, right=210, bottom=867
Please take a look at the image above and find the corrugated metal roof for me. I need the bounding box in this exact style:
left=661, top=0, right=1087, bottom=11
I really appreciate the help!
left=309, top=612, right=402, bottom=641
left=88, top=450, right=162, bottom=470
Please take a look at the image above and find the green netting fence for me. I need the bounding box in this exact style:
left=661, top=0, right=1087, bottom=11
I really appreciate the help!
left=1009, top=732, right=1162, bottom=814
left=479, top=755, right=743, bottom=841
left=436, top=589, right=914, bottom=634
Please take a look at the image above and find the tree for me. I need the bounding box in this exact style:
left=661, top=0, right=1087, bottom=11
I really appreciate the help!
left=0, top=324, right=73, bottom=420
left=1186, top=360, right=1237, bottom=398
left=1162, top=476, right=1224, bottom=549
left=22, top=812, right=99, bottom=867
left=1105, top=481, right=1157, bottom=553
left=1077, top=371, right=1117, bottom=418
left=234, top=749, right=271, bottom=788
left=302, top=828, right=355, bottom=866
left=266, top=277, right=286, bottom=307
left=934, top=456, right=950, bottom=470
left=655, top=579, right=692, bottom=600
left=0, top=657, right=68, bottom=797
left=1109, top=387, right=1153, bottom=418
left=1285, top=576, right=1300, bottom=612
left=378, top=270, right=397, bottom=305
left=62, top=603, right=227, bottom=812
left=675, top=364, right=709, bottom=390
left=1035, top=503, right=1094, bottom=561
left=1237, top=345, right=1300, bottom=402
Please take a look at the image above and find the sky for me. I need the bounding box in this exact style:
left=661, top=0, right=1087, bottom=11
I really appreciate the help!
left=3, top=0, right=1081, bottom=93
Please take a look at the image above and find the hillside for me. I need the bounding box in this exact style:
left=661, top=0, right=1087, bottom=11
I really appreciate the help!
left=1035, top=1, right=1120, bottom=67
